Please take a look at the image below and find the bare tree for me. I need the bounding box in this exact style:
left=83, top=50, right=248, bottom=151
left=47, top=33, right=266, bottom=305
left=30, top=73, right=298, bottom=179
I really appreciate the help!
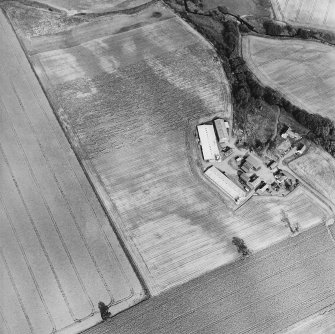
left=232, top=237, right=251, bottom=257
left=98, top=302, right=111, bottom=321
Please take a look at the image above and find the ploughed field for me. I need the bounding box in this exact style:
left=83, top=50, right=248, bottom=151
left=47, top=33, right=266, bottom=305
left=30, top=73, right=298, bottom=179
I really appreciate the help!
left=271, top=0, right=335, bottom=32
left=83, top=224, right=335, bottom=334
left=242, top=35, right=335, bottom=122
left=0, top=11, right=144, bottom=334
left=18, top=2, right=331, bottom=295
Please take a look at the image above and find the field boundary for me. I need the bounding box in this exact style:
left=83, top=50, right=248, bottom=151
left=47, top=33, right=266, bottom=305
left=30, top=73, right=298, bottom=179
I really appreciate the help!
left=1, top=8, right=151, bottom=300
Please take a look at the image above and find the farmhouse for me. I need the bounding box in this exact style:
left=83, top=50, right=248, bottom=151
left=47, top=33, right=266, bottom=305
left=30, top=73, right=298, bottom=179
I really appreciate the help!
left=197, top=124, right=221, bottom=161
left=214, top=118, right=229, bottom=144
left=245, top=155, right=262, bottom=171
left=267, top=160, right=278, bottom=170
left=205, top=166, right=246, bottom=202
left=282, top=127, right=301, bottom=140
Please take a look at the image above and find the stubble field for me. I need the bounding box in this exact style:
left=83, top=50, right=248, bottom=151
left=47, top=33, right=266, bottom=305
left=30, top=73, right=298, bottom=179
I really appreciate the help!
left=32, top=0, right=152, bottom=14
left=242, top=35, right=335, bottom=121
left=0, top=11, right=144, bottom=334
left=17, top=2, right=331, bottom=295
left=271, top=0, right=335, bottom=32
left=289, top=145, right=335, bottom=206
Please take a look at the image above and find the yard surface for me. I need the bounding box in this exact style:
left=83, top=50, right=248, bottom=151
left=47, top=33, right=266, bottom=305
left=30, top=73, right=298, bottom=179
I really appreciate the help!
left=83, top=224, right=335, bottom=334
left=271, top=0, right=335, bottom=32
left=15, top=2, right=331, bottom=296
left=289, top=145, right=335, bottom=206
left=242, top=35, right=335, bottom=121
left=0, top=11, right=144, bottom=334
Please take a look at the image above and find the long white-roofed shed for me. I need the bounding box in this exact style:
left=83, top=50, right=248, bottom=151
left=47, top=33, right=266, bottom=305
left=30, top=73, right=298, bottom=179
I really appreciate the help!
left=205, top=166, right=246, bottom=202
left=197, top=124, right=220, bottom=161
left=214, top=118, right=229, bottom=143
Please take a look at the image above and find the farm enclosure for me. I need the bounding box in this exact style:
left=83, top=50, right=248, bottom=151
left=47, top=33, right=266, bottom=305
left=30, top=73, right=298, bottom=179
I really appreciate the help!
left=22, top=2, right=332, bottom=295
left=242, top=35, right=335, bottom=122
left=0, top=11, right=144, bottom=334
left=271, top=0, right=335, bottom=32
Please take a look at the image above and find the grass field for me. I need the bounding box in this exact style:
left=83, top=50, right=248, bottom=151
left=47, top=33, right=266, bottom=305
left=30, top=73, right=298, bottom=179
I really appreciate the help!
left=242, top=35, right=335, bottom=121
left=202, top=0, right=272, bottom=17
left=83, top=224, right=335, bottom=334
left=0, top=11, right=144, bottom=334
left=271, top=0, right=335, bottom=32
left=19, top=2, right=332, bottom=295
left=289, top=145, right=335, bottom=207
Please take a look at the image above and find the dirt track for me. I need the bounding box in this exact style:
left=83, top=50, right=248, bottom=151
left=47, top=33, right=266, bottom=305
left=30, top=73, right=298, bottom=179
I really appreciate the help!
left=83, top=224, right=335, bottom=334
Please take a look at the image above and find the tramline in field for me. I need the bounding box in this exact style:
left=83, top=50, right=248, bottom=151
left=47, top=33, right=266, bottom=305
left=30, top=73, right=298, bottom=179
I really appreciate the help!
left=271, top=0, right=335, bottom=32
left=242, top=35, right=335, bottom=122
left=0, top=11, right=144, bottom=334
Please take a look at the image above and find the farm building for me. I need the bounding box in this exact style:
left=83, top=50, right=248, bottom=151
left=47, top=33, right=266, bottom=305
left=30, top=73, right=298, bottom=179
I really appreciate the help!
left=214, top=119, right=229, bottom=144
left=240, top=173, right=262, bottom=190
left=205, top=166, right=246, bottom=202
left=281, top=127, right=301, bottom=140
left=240, top=173, right=251, bottom=184
left=296, top=144, right=306, bottom=155
left=268, top=160, right=278, bottom=170
left=245, top=155, right=262, bottom=171
left=197, top=124, right=221, bottom=161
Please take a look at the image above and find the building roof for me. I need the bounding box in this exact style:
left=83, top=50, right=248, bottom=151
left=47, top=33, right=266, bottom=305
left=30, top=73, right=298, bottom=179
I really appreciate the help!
left=197, top=125, right=220, bottom=161
left=245, top=155, right=262, bottom=170
left=205, top=166, right=246, bottom=200
left=240, top=173, right=250, bottom=183
left=214, top=119, right=228, bottom=143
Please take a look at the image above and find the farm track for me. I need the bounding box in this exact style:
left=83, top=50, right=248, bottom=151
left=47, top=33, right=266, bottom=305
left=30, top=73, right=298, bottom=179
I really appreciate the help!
left=83, top=224, right=335, bottom=334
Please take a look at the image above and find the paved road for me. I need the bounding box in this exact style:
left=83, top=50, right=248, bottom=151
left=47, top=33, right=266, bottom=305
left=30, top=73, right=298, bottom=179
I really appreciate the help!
left=84, top=224, right=335, bottom=334
left=0, top=12, right=144, bottom=334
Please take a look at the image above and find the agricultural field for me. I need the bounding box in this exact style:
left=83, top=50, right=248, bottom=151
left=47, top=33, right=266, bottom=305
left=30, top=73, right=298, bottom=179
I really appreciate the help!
left=281, top=308, right=335, bottom=334
left=12, top=1, right=331, bottom=296
left=84, top=224, right=335, bottom=334
left=271, top=0, right=335, bottom=32
left=0, top=11, right=144, bottom=334
left=31, top=0, right=151, bottom=14
left=202, top=0, right=272, bottom=17
left=242, top=35, right=335, bottom=121
left=289, top=145, right=335, bottom=207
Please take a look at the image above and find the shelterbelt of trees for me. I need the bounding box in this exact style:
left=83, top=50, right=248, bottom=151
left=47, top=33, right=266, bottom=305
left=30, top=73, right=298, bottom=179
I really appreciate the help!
left=176, top=8, right=335, bottom=156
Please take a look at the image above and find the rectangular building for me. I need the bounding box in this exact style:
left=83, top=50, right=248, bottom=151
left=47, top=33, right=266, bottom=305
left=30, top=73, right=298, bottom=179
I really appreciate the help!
left=205, top=166, right=246, bottom=202
left=214, top=119, right=229, bottom=144
left=197, top=124, right=220, bottom=161
left=245, top=155, right=262, bottom=171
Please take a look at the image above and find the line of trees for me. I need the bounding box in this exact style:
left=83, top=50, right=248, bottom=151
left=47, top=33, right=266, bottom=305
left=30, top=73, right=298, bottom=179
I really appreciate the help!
left=181, top=12, right=335, bottom=156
